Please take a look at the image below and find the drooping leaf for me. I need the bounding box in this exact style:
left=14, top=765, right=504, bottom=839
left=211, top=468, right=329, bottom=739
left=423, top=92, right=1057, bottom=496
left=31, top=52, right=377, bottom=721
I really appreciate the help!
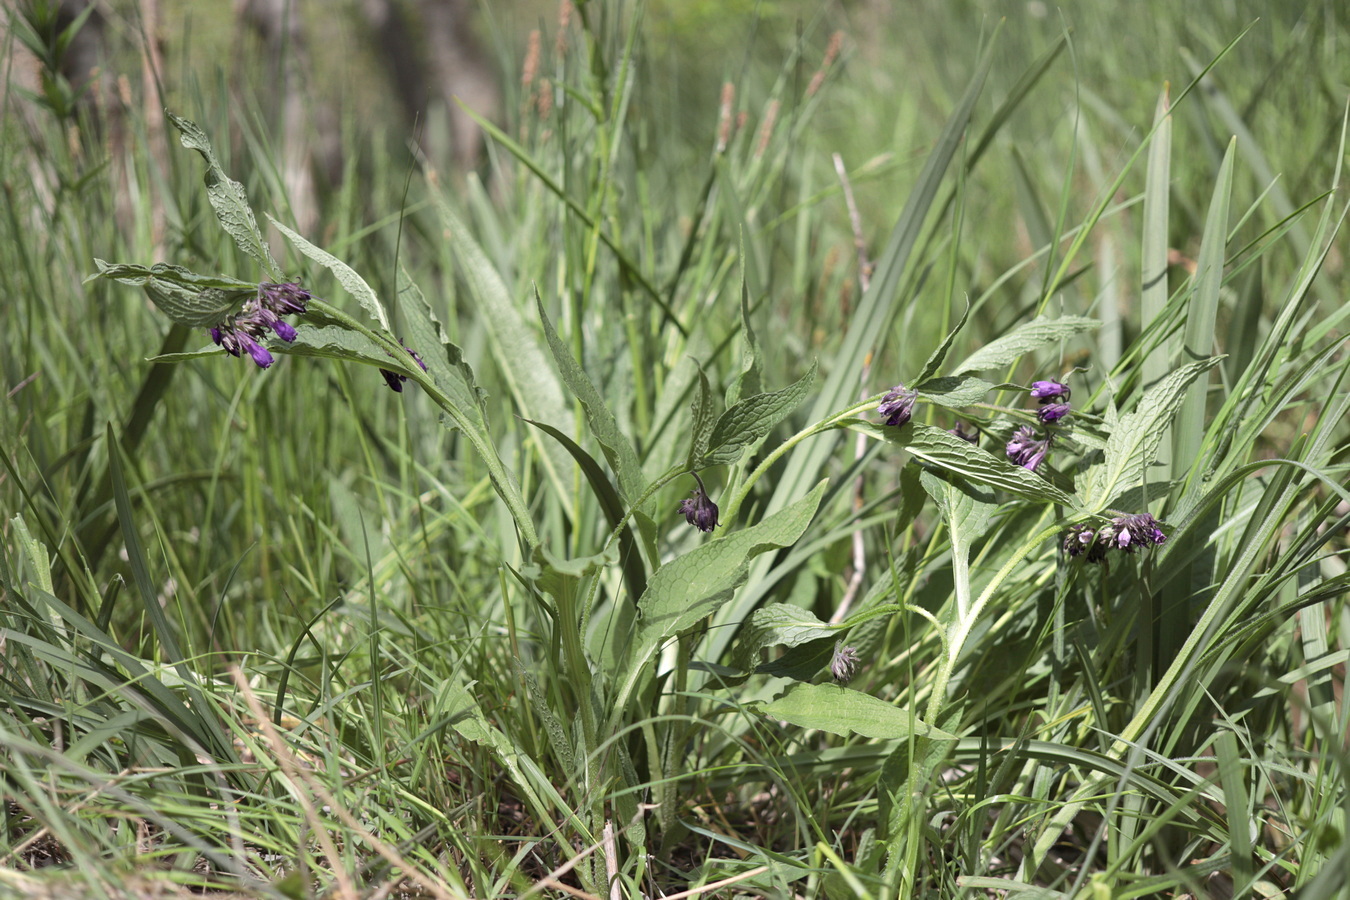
left=734, top=603, right=839, bottom=671
left=395, top=265, right=489, bottom=422
left=92, top=260, right=255, bottom=326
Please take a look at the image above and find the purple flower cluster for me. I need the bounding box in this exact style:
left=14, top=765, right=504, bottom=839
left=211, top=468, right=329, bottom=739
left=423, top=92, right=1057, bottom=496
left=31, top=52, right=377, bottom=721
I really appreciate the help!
left=1005, top=379, right=1072, bottom=471
left=678, top=473, right=719, bottom=533
left=878, top=384, right=918, bottom=428
left=830, top=642, right=860, bottom=683
left=1063, top=513, right=1168, bottom=563
left=1006, top=425, right=1051, bottom=470
left=210, top=282, right=312, bottom=369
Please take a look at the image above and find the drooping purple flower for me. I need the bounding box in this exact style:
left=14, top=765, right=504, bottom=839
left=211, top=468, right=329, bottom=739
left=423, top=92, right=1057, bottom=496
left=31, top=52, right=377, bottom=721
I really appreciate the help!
left=950, top=421, right=979, bottom=444
left=678, top=473, right=719, bottom=533
left=1109, top=513, right=1168, bottom=552
left=232, top=330, right=273, bottom=369
left=878, top=385, right=918, bottom=427
left=258, top=282, right=311, bottom=316
left=379, top=342, right=427, bottom=392
left=1030, top=380, right=1071, bottom=403
left=1006, top=425, right=1051, bottom=471
left=1036, top=402, right=1072, bottom=424
left=830, top=642, right=860, bottom=683
left=1064, top=523, right=1109, bottom=562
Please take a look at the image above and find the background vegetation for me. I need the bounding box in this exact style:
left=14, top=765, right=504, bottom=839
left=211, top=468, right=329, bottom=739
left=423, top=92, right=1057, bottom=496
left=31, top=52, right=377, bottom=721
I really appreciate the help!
left=3, top=1, right=1349, bottom=898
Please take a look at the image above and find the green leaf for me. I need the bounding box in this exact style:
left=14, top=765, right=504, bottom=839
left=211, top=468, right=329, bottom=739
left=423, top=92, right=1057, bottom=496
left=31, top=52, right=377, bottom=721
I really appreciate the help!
left=1172, top=138, right=1235, bottom=476
left=857, top=422, right=1077, bottom=506
left=687, top=365, right=717, bottom=469
left=734, top=603, right=839, bottom=671
left=915, top=298, right=972, bottom=383
left=535, top=290, right=648, bottom=515
left=433, top=197, right=574, bottom=514
left=166, top=113, right=279, bottom=277
left=273, top=324, right=398, bottom=367
left=726, top=233, right=763, bottom=406
left=950, top=316, right=1100, bottom=375
left=1141, top=85, right=1174, bottom=398
left=267, top=216, right=390, bottom=332
left=755, top=683, right=955, bottom=740
left=394, top=265, right=489, bottom=423
left=915, top=375, right=996, bottom=409
left=634, top=480, right=828, bottom=647
left=92, top=260, right=255, bottom=326
left=701, top=361, right=818, bottom=468
left=522, top=418, right=647, bottom=601
left=1079, top=358, right=1224, bottom=511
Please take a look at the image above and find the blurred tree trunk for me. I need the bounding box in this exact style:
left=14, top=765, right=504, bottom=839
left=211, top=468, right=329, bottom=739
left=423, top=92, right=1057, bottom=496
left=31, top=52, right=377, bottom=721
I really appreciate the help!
left=235, top=0, right=324, bottom=234
left=361, top=0, right=500, bottom=172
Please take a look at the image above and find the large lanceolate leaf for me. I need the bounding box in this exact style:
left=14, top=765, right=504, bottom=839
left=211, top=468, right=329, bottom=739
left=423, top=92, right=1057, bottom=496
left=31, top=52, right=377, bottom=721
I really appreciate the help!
left=1079, top=358, right=1224, bottom=511
left=634, top=480, right=828, bottom=644
left=167, top=113, right=279, bottom=278
left=755, top=683, right=955, bottom=741
left=949, top=316, right=1100, bottom=375
left=855, top=422, right=1077, bottom=507
left=91, top=261, right=255, bottom=326
left=700, top=361, right=818, bottom=468
left=433, top=194, right=575, bottom=514
left=395, top=266, right=488, bottom=424
left=268, top=217, right=391, bottom=332
left=535, top=292, right=649, bottom=528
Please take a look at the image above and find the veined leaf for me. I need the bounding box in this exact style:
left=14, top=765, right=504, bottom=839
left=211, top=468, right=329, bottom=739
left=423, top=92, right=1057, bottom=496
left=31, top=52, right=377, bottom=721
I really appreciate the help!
left=268, top=216, right=391, bottom=332
left=756, top=682, right=955, bottom=741
left=1080, top=358, right=1223, bottom=511
left=950, top=316, right=1099, bottom=376
left=167, top=113, right=279, bottom=277
left=701, top=361, right=818, bottom=468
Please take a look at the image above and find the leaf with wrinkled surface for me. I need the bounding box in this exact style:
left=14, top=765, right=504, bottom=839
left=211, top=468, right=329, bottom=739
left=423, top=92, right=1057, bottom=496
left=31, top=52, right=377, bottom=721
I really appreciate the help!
left=757, top=682, right=955, bottom=740
left=950, top=316, right=1099, bottom=375
left=701, top=362, right=818, bottom=468
left=268, top=216, right=391, bottom=332
left=167, top=113, right=279, bottom=276
left=1080, top=358, right=1223, bottom=511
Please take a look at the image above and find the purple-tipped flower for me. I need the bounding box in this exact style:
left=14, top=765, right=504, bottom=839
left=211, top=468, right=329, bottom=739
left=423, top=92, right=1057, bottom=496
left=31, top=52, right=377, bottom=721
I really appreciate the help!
left=1109, top=513, right=1168, bottom=552
left=258, top=282, right=311, bottom=316
left=1036, top=402, right=1072, bottom=424
left=231, top=330, right=273, bottom=368
left=678, top=473, right=719, bottom=533
left=951, top=421, right=979, bottom=444
left=878, top=384, right=918, bottom=427
left=1030, top=380, right=1071, bottom=403
left=207, top=280, right=312, bottom=370
left=1006, top=425, right=1051, bottom=471
left=830, top=642, right=860, bottom=683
